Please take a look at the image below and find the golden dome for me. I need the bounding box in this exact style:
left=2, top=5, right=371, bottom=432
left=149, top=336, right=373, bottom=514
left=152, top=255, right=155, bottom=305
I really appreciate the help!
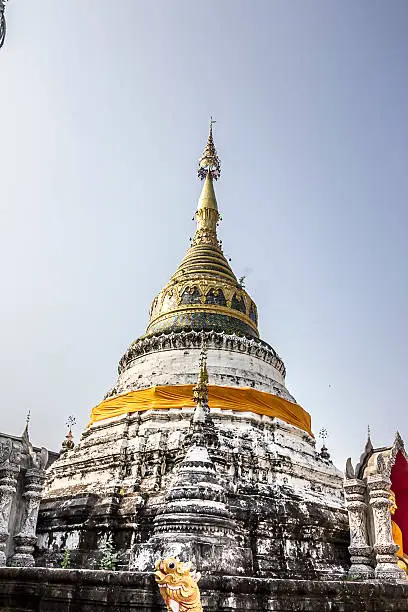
left=146, top=124, right=259, bottom=339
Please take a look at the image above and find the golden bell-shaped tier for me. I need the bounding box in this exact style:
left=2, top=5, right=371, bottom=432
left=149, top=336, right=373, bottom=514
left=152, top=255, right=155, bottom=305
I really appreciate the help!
left=146, top=134, right=259, bottom=339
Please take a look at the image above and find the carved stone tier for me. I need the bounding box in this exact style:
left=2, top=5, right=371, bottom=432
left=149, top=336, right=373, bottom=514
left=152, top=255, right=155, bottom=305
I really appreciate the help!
left=343, top=478, right=374, bottom=578
left=367, top=474, right=406, bottom=581
left=106, top=330, right=291, bottom=404
left=10, top=468, right=46, bottom=567
left=0, top=465, right=19, bottom=566
left=118, top=330, right=286, bottom=378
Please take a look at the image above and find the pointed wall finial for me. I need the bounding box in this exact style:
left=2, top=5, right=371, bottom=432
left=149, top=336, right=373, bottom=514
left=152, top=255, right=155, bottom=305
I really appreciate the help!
left=198, top=118, right=221, bottom=181
left=22, top=409, right=31, bottom=443
left=395, top=430, right=404, bottom=448
left=318, top=428, right=331, bottom=460
left=367, top=424, right=371, bottom=440
left=61, top=416, right=76, bottom=454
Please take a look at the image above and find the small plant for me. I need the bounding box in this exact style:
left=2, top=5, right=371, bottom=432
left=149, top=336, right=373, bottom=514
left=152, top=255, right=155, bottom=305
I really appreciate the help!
left=61, top=548, right=71, bottom=569
left=98, top=535, right=119, bottom=570
left=238, top=275, right=246, bottom=289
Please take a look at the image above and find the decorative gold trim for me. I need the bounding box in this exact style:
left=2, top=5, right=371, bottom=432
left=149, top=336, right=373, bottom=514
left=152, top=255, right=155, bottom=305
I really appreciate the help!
left=168, top=278, right=241, bottom=296
left=146, top=303, right=259, bottom=335
left=173, top=268, right=237, bottom=282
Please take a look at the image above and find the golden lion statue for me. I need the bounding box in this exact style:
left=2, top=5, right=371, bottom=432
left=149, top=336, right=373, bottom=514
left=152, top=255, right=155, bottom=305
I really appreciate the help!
left=154, top=557, right=203, bottom=612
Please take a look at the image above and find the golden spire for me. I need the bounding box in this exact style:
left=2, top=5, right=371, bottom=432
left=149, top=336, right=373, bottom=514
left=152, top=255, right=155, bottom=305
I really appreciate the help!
left=191, top=339, right=213, bottom=437
left=197, top=170, right=218, bottom=211
left=198, top=118, right=221, bottom=181
left=193, top=340, right=209, bottom=405
left=145, top=121, right=260, bottom=340
left=192, top=121, right=221, bottom=247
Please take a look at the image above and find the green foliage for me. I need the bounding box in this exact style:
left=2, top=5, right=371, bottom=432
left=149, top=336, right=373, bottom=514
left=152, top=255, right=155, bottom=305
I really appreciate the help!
left=98, top=535, right=119, bottom=570
left=61, top=548, right=71, bottom=569
left=238, top=275, right=246, bottom=289
left=340, top=573, right=361, bottom=581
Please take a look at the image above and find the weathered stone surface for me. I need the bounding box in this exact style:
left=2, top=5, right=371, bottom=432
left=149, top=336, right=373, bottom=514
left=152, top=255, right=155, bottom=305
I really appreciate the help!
left=37, top=395, right=349, bottom=576
left=1, top=567, right=408, bottom=611
left=37, top=328, right=349, bottom=576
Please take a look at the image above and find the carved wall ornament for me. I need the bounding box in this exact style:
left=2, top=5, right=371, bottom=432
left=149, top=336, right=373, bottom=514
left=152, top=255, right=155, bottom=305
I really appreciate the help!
left=0, top=464, right=19, bottom=566
left=11, top=474, right=44, bottom=566
left=376, top=454, right=387, bottom=475
left=344, top=433, right=408, bottom=581
left=0, top=438, right=12, bottom=465
left=0, top=425, right=52, bottom=567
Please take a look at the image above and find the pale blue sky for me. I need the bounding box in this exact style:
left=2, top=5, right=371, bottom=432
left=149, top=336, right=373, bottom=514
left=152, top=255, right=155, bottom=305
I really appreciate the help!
left=1, top=1, right=407, bottom=467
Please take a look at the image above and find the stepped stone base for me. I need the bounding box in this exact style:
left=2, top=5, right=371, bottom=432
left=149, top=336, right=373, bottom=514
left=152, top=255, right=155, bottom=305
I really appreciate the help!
left=37, top=406, right=349, bottom=577
left=37, top=333, right=349, bottom=577
left=1, top=567, right=408, bottom=611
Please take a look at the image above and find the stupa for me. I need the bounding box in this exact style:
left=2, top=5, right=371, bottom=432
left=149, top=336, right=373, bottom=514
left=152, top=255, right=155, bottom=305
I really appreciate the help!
left=37, top=124, right=349, bottom=577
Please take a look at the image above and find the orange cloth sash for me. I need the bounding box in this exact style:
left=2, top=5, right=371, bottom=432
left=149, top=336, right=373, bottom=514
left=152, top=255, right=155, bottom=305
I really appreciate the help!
left=88, top=385, right=312, bottom=436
